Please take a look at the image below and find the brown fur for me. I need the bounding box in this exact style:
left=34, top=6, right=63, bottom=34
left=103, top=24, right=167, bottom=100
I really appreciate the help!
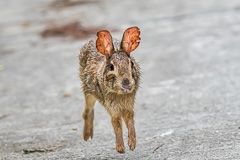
left=79, top=27, right=141, bottom=153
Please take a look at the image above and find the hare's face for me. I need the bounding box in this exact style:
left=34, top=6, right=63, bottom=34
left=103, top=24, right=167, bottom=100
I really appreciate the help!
left=96, top=26, right=141, bottom=94
left=104, top=52, right=138, bottom=94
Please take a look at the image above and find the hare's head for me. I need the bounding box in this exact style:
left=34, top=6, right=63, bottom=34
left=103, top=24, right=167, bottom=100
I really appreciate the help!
left=96, top=27, right=141, bottom=94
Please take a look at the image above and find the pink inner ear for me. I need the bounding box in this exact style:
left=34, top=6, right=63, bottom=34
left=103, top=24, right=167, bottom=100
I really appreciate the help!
left=104, top=35, right=113, bottom=55
left=96, top=30, right=113, bottom=59
left=121, top=27, right=141, bottom=54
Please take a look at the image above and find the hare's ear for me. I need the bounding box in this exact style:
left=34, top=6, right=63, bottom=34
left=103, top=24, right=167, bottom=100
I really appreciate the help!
left=96, top=30, right=114, bottom=59
left=121, top=26, right=141, bottom=55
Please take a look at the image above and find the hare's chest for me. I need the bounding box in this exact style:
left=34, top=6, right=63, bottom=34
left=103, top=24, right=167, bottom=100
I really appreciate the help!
left=103, top=94, right=135, bottom=115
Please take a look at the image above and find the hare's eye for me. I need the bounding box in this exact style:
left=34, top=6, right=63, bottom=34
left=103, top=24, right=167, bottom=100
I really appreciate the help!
left=110, top=64, right=114, bottom=71
left=131, top=61, right=134, bottom=67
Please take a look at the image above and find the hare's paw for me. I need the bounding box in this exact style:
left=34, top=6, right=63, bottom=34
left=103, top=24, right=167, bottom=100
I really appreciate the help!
left=128, top=136, right=136, bottom=150
left=83, top=123, right=93, bottom=141
left=116, top=144, right=125, bottom=153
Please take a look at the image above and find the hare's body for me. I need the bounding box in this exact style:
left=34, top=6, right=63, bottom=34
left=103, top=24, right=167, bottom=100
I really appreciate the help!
left=80, top=40, right=139, bottom=114
left=79, top=27, right=141, bottom=153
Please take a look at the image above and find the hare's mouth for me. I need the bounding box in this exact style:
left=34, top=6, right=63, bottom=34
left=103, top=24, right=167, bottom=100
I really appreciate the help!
left=121, top=85, right=132, bottom=93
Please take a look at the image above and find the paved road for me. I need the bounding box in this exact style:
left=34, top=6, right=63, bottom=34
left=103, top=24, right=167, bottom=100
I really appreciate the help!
left=1, top=0, right=240, bottom=159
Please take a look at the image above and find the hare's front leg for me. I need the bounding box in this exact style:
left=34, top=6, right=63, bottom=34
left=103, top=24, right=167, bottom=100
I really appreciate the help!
left=123, top=110, right=136, bottom=150
left=111, top=116, right=125, bottom=153
left=82, top=94, right=96, bottom=141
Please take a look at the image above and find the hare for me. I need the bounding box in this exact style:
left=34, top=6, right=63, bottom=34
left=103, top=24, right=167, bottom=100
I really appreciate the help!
left=79, top=26, right=141, bottom=153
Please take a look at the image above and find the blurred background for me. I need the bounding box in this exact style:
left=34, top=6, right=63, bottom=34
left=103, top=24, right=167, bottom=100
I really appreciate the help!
left=1, top=0, right=240, bottom=159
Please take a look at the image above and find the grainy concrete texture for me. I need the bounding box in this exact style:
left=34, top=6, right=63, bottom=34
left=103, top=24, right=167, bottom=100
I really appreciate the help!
left=1, top=0, right=240, bottom=159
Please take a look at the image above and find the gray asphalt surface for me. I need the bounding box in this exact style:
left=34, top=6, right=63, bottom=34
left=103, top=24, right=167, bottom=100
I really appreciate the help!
left=1, top=0, right=240, bottom=159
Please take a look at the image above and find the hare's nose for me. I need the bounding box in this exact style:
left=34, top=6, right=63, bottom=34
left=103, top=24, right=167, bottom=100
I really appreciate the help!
left=122, top=78, right=130, bottom=87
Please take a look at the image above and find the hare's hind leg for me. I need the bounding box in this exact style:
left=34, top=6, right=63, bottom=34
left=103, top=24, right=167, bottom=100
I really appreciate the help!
left=123, top=110, right=136, bottom=151
left=82, top=94, right=96, bottom=141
